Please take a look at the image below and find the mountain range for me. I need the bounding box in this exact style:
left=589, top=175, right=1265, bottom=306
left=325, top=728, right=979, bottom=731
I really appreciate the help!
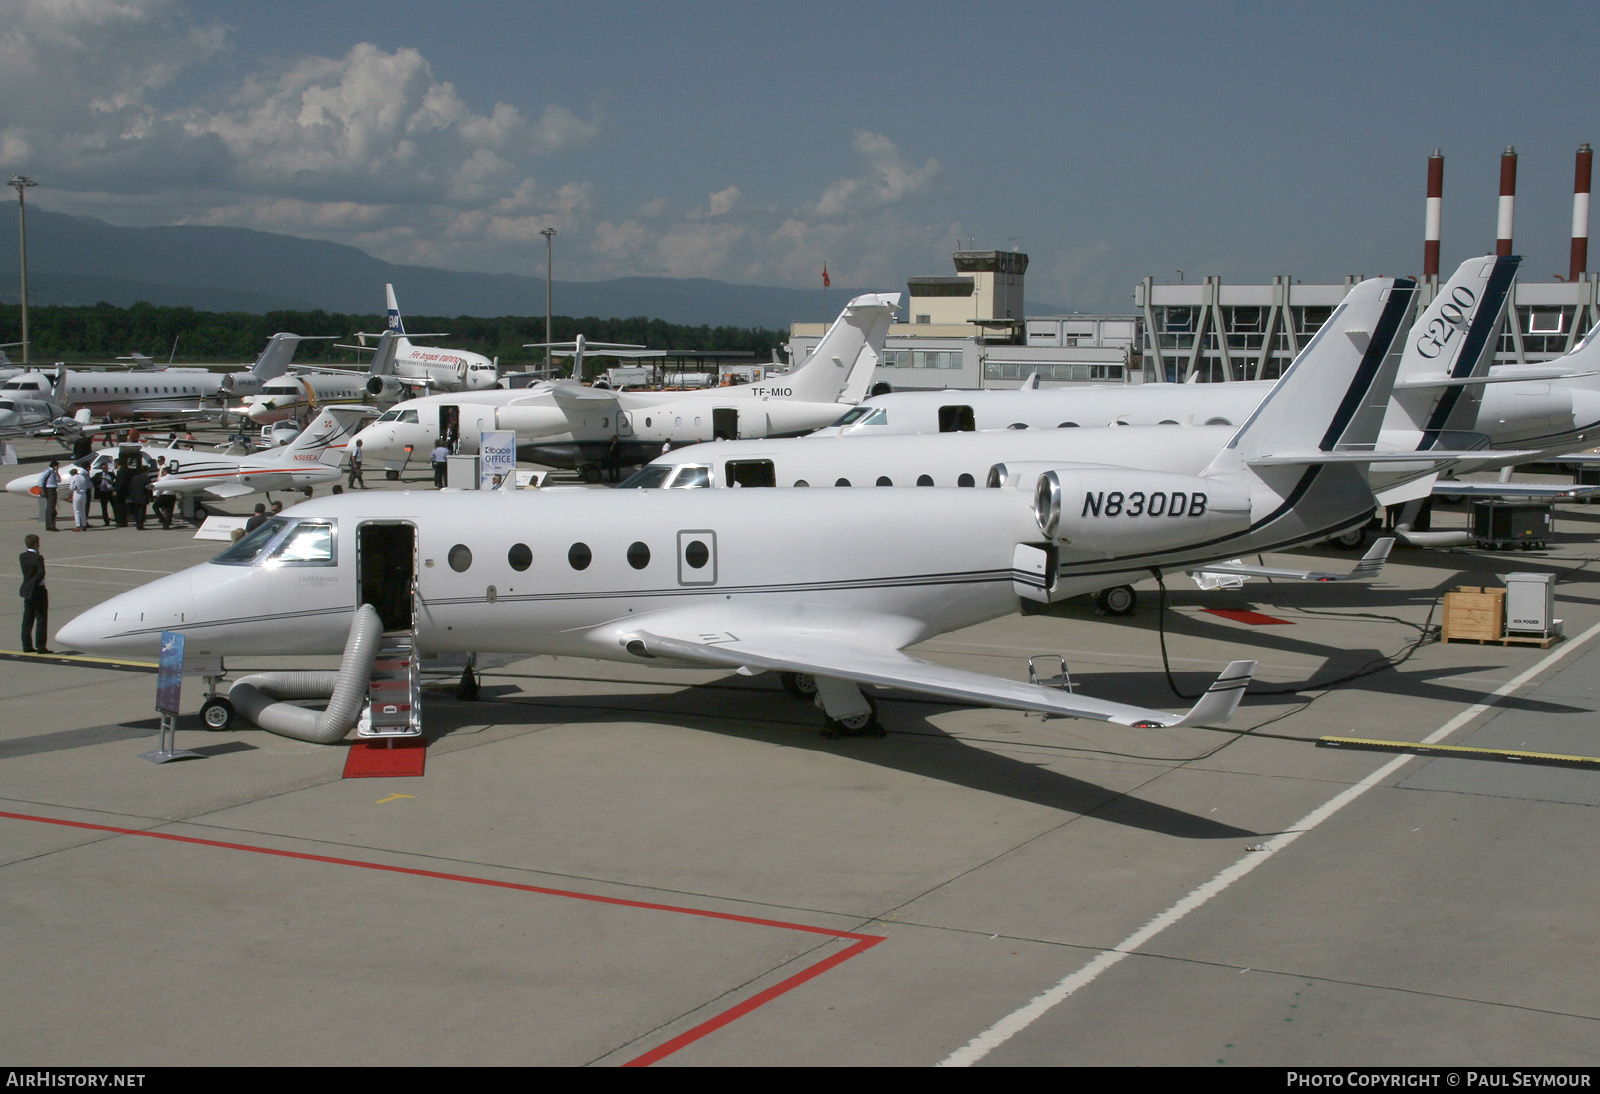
left=0, top=209, right=890, bottom=328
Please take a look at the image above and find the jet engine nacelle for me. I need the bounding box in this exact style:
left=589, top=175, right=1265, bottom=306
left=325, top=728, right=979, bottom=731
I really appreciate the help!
left=1033, top=468, right=1253, bottom=556
left=366, top=374, right=407, bottom=402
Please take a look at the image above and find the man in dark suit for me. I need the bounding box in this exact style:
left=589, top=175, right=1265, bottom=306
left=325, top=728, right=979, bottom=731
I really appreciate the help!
left=19, top=533, right=48, bottom=654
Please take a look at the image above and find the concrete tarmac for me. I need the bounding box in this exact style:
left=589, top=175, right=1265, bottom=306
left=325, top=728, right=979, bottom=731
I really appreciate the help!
left=2, top=437, right=1598, bottom=1066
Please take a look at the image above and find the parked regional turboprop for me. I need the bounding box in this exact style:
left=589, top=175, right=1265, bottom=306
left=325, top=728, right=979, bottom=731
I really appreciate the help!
left=58, top=277, right=1425, bottom=736
left=349, top=291, right=899, bottom=480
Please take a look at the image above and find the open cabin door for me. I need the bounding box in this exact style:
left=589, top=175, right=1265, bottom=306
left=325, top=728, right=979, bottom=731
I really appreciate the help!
left=359, top=522, right=417, bottom=631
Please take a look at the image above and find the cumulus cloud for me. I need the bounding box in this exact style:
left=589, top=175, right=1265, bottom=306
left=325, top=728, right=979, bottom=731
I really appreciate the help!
left=0, top=1, right=603, bottom=272
left=807, top=131, right=941, bottom=219
left=0, top=3, right=953, bottom=292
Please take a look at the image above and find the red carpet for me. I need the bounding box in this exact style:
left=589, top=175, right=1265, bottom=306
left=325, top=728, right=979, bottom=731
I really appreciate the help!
left=1204, top=608, right=1294, bottom=626
left=343, top=738, right=427, bottom=777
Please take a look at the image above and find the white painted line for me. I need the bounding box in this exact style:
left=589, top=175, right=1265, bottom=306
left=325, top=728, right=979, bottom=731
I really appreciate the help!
left=939, top=619, right=1600, bottom=1067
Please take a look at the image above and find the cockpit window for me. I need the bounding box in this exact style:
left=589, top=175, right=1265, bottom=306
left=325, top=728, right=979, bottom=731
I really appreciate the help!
left=616, top=465, right=673, bottom=489
left=212, top=517, right=294, bottom=565
left=267, top=521, right=336, bottom=566
left=829, top=406, right=872, bottom=427
left=670, top=465, right=711, bottom=488
left=374, top=408, right=420, bottom=425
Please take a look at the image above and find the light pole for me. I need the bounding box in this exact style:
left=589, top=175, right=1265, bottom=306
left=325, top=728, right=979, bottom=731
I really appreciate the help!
left=9, top=175, right=36, bottom=365
left=541, top=226, right=557, bottom=374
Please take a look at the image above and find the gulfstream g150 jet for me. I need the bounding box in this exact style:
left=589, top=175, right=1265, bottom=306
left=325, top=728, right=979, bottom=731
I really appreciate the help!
left=59, top=277, right=1425, bottom=735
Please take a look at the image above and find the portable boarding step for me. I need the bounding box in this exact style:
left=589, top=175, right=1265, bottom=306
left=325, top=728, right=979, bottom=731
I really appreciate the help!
left=359, top=631, right=422, bottom=738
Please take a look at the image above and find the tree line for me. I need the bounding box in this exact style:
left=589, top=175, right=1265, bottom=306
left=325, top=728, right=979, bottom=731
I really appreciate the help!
left=0, top=302, right=787, bottom=373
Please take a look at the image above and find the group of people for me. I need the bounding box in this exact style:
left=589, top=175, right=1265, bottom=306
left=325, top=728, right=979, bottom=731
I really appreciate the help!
left=37, top=454, right=180, bottom=533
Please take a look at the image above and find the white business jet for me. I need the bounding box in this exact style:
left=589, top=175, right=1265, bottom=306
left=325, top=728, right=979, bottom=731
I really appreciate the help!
left=58, top=277, right=1425, bottom=737
left=5, top=405, right=371, bottom=505
left=347, top=292, right=899, bottom=480
left=627, top=258, right=1515, bottom=500
left=2, top=332, right=316, bottom=424
left=812, top=257, right=1600, bottom=493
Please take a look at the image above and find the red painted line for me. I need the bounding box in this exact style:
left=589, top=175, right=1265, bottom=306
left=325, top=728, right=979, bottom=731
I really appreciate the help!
left=625, top=935, right=885, bottom=1067
left=0, top=809, right=885, bottom=1064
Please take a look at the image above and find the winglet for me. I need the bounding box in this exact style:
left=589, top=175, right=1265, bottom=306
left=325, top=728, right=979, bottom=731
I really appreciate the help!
left=1152, top=660, right=1256, bottom=728
left=1349, top=536, right=1395, bottom=579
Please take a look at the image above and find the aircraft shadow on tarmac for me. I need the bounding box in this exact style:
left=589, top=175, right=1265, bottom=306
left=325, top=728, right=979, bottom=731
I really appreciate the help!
left=1106, top=579, right=1590, bottom=718
left=408, top=669, right=1261, bottom=841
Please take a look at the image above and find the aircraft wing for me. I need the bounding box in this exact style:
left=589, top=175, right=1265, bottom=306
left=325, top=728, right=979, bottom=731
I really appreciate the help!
left=548, top=384, right=620, bottom=407
left=196, top=481, right=257, bottom=500
left=1190, top=537, right=1394, bottom=586
left=626, top=627, right=1254, bottom=728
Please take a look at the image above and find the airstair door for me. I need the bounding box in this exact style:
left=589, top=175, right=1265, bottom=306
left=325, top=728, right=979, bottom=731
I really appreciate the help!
left=358, top=521, right=417, bottom=631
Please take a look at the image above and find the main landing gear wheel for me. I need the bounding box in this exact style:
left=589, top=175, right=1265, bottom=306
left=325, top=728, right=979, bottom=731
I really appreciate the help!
left=1096, top=585, right=1136, bottom=616
left=1331, top=526, right=1368, bottom=550
left=821, top=698, right=883, bottom=739
left=780, top=671, right=818, bottom=699
left=199, top=697, right=234, bottom=731
left=583, top=466, right=603, bottom=484
left=385, top=469, right=400, bottom=481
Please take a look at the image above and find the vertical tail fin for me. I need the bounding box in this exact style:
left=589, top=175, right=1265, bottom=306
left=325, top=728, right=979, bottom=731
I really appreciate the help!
left=782, top=292, right=899, bottom=404
left=386, top=284, right=404, bottom=335
left=283, top=406, right=372, bottom=465
left=1210, top=277, right=1417, bottom=473
left=1387, top=254, right=1520, bottom=441
left=365, top=330, right=401, bottom=378
left=249, top=333, right=307, bottom=382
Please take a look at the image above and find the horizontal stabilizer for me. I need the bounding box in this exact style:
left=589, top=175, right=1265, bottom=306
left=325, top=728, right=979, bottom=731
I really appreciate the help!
left=1395, top=368, right=1600, bottom=389
left=1247, top=448, right=1535, bottom=468
left=1189, top=537, right=1394, bottom=584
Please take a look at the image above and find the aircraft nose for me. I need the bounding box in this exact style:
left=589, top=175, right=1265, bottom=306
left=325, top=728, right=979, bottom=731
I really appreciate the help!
left=57, top=571, right=196, bottom=657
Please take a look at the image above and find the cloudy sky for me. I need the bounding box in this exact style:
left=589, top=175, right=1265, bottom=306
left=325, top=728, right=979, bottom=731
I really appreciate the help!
left=3, top=0, right=1596, bottom=312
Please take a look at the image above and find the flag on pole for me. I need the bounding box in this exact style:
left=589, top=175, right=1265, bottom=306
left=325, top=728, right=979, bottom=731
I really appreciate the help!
left=822, top=264, right=830, bottom=288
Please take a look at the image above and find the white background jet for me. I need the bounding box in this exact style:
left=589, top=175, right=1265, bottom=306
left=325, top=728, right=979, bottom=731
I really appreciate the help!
left=349, top=292, right=899, bottom=479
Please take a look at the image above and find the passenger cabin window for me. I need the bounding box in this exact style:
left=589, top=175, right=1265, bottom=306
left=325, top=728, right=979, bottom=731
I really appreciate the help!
left=627, top=542, right=651, bottom=569
left=568, top=543, right=592, bottom=570
left=725, top=460, right=775, bottom=488
left=875, top=476, right=893, bottom=486
left=448, top=544, right=472, bottom=572
left=916, top=475, right=934, bottom=486
left=957, top=474, right=975, bottom=487
left=508, top=544, right=532, bottom=571
left=938, top=406, right=976, bottom=432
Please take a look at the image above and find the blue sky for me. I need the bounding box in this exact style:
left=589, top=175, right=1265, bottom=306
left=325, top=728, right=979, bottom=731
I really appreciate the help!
left=3, top=0, right=1596, bottom=313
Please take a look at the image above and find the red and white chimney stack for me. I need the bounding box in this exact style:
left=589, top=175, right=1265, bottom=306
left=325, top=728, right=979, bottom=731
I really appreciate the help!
left=1496, top=146, right=1518, bottom=257
left=1424, top=149, right=1443, bottom=279
left=1571, top=143, right=1592, bottom=282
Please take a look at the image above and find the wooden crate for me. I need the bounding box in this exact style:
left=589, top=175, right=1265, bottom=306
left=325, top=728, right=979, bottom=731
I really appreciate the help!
left=1442, top=586, right=1505, bottom=642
